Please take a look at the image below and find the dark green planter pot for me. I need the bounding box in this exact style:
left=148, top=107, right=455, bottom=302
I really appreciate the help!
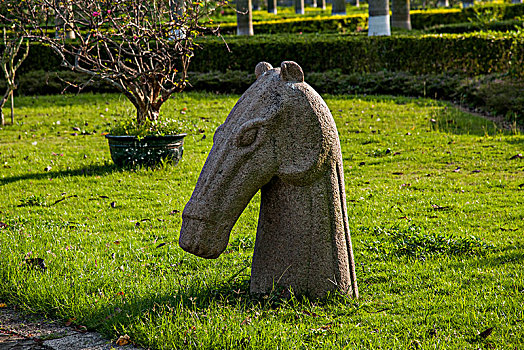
left=105, top=134, right=187, bottom=167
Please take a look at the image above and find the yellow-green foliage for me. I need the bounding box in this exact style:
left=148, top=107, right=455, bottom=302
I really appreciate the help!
left=215, top=3, right=523, bottom=34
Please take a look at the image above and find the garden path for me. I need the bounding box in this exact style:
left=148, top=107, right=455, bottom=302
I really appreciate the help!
left=0, top=304, right=142, bottom=350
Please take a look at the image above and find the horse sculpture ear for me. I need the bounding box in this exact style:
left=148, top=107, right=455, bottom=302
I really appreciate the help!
left=280, top=61, right=304, bottom=83
left=255, top=62, right=273, bottom=79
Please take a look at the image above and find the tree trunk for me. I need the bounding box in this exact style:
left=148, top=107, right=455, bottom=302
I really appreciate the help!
left=437, top=0, right=449, bottom=7
left=253, top=0, right=260, bottom=11
left=171, top=0, right=185, bottom=16
left=268, top=0, right=277, bottom=14
left=319, top=0, right=326, bottom=10
left=368, top=0, right=391, bottom=36
left=55, top=1, right=76, bottom=40
left=237, top=0, right=254, bottom=36
left=137, top=105, right=160, bottom=126
left=350, top=0, right=360, bottom=7
left=10, top=90, right=14, bottom=124
left=310, top=0, right=318, bottom=8
left=295, top=0, right=305, bottom=14
left=171, top=0, right=187, bottom=39
left=0, top=89, right=9, bottom=127
left=331, top=0, right=346, bottom=15
left=392, top=0, right=411, bottom=30
left=511, top=0, right=522, bottom=4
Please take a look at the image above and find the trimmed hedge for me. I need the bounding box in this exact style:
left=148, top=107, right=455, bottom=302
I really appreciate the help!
left=216, top=3, right=524, bottom=34
left=412, top=3, right=524, bottom=29
left=3, top=69, right=522, bottom=122
left=425, top=19, right=524, bottom=34
left=191, top=33, right=523, bottom=77
left=218, top=14, right=368, bottom=34
left=187, top=70, right=524, bottom=121
left=8, top=32, right=523, bottom=78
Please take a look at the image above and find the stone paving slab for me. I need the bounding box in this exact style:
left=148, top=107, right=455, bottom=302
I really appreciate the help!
left=0, top=305, right=143, bottom=350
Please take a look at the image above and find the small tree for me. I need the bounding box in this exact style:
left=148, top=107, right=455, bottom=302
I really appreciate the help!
left=1, top=26, right=29, bottom=126
left=3, top=0, right=220, bottom=126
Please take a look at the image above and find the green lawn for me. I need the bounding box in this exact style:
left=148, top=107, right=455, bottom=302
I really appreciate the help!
left=0, top=92, right=523, bottom=349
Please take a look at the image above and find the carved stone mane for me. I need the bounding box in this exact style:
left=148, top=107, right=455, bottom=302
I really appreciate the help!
left=179, top=61, right=358, bottom=299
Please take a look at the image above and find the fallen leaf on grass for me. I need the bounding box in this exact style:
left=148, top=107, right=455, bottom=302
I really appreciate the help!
left=509, top=154, right=522, bottom=160
left=392, top=172, right=404, bottom=175
left=240, top=317, right=251, bottom=325
left=431, top=204, right=451, bottom=211
left=453, top=167, right=461, bottom=172
left=302, top=310, right=318, bottom=317
left=156, top=243, right=167, bottom=248
left=411, top=340, right=421, bottom=349
left=110, top=202, right=116, bottom=208
left=479, top=326, right=494, bottom=339
left=169, top=210, right=180, bottom=215
left=73, top=325, right=88, bottom=333
left=116, top=334, right=131, bottom=346
left=0, top=222, right=7, bottom=229
left=64, top=318, right=76, bottom=327
left=0, top=303, right=7, bottom=308
left=52, top=195, right=78, bottom=206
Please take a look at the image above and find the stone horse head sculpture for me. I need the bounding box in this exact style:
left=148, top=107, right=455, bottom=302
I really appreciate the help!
left=179, top=61, right=358, bottom=299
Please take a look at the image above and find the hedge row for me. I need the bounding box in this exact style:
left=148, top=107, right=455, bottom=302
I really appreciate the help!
left=3, top=69, right=522, bottom=122
left=216, top=3, right=524, bottom=34
left=191, top=33, right=523, bottom=77
left=218, top=14, right=368, bottom=34
left=186, top=70, right=523, bottom=121
left=425, top=19, right=524, bottom=34
left=10, top=32, right=523, bottom=78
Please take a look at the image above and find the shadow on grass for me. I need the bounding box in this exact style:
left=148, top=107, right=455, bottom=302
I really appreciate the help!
left=84, top=273, right=358, bottom=336
left=502, top=137, right=524, bottom=145
left=0, top=163, right=120, bottom=186
left=446, top=243, right=524, bottom=272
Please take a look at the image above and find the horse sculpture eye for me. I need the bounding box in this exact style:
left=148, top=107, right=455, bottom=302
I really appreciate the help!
left=237, top=127, right=259, bottom=147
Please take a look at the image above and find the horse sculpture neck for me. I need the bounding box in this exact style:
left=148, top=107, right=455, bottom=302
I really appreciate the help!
left=251, top=148, right=358, bottom=299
